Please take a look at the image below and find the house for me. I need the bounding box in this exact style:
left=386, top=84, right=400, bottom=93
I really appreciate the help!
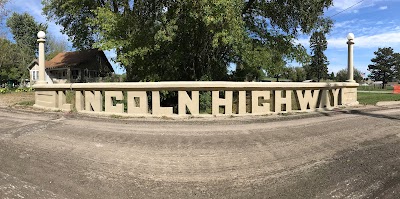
left=28, top=49, right=114, bottom=85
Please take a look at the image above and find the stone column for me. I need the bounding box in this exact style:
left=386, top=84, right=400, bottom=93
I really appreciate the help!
left=347, top=33, right=355, bottom=82
left=37, top=31, right=47, bottom=84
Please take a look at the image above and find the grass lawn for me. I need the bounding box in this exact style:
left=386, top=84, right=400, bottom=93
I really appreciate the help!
left=358, top=85, right=394, bottom=91
left=0, top=92, right=35, bottom=106
left=358, top=92, right=400, bottom=105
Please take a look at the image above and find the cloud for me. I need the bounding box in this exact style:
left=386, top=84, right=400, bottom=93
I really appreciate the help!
left=379, top=6, right=388, bottom=10
left=328, top=31, right=400, bottom=49
left=333, top=0, right=363, bottom=10
left=334, top=20, right=359, bottom=29
left=331, top=0, right=384, bottom=13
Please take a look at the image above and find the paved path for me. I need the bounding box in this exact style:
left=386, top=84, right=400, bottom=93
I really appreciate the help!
left=1, top=107, right=400, bottom=198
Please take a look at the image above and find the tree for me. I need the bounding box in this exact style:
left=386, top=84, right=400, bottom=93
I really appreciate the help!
left=328, top=72, right=335, bottom=80
left=0, top=38, right=25, bottom=82
left=43, top=0, right=333, bottom=81
left=46, top=35, right=69, bottom=60
left=394, top=53, right=400, bottom=81
left=284, top=67, right=307, bottom=82
left=0, top=0, right=9, bottom=37
left=6, top=12, right=47, bottom=82
left=368, top=47, right=397, bottom=88
left=7, top=12, right=47, bottom=56
left=308, top=31, right=329, bottom=82
left=336, top=68, right=363, bottom=83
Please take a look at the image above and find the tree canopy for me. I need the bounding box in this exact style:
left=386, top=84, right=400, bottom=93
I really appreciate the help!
left=307, top=31, right=329, bottom=82
left=43, top=0, right=333, bottom=81
left=368, top=47, right=399, bottom=88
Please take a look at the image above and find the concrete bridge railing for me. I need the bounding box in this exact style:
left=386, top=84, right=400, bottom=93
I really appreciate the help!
left=33, top=81, right=358, bottom=117
left=33, top=31, right=359, bottom=117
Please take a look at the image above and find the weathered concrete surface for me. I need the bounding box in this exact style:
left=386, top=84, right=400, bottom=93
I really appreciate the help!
left=376, top=101, right=400, bottom=106
left=0, top=107, right=400, bottom=198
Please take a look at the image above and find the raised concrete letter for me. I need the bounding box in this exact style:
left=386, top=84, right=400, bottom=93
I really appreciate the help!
left=85, top=91, right=103, bottom=112
left=238, top=91, right=247, bottom=115
left=252, top=91, right=270, bottom=114
left=75, top=91, right=84, bottom=112
left=332, top=88, right=341, bottom=107
left=275, top=90, right=292, bottom=113
left=178, top=91, right=199, bottom=116
left=152, top=91, right=173, bottom=116
left=127, top=91, right=148, bottom=115
left=212, top=91, right=233, bottom=115
left=57, top=91, right=72, bottom=111
left=320, top=90, right=332, bottom=110
left=295, top=90, right=320, bottom=111
left=105, top=91, right=124, bottom=114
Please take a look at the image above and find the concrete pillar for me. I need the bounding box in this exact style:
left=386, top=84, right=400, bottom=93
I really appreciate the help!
left=347, top=33, right=355, bottom=82
left=37, top=31, right=47, bottom=84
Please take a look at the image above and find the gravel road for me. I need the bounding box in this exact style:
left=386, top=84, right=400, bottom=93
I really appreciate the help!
left=1, top=106, right=400, bottom=198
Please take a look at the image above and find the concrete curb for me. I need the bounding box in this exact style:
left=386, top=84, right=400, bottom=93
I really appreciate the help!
left=376, top=101, right=400, bottom=106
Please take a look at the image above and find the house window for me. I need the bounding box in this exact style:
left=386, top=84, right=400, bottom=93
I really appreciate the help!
left=72, top=70, right=79, bottom=79
left=32, top=70, right=39, bottom=80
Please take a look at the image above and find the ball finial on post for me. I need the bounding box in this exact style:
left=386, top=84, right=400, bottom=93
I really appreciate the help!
left=347, top=33, right=354, bottom=40
left=37, top=31, right=46, bottom=39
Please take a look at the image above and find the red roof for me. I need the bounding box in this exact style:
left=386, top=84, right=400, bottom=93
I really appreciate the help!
left=28, top=49, right=114, bottom=73
left=45, top=49, right=110, bottom=69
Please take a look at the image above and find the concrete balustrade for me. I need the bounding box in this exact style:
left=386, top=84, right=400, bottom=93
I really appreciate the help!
left=33, top=32, right=359, bottom=117
left=33, top=81, right=359, bottom=117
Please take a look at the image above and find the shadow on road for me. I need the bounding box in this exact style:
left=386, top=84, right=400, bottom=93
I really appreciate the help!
left=341, top=109, right=400, bottom=121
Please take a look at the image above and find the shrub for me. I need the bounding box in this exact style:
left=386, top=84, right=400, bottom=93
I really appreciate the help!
left=14, top=87, right=34, bottom=92
left=0, top=88, right=10, bottom=94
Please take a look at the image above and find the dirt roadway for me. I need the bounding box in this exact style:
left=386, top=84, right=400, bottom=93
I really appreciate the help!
left=1, top=106, right=400, bottom=198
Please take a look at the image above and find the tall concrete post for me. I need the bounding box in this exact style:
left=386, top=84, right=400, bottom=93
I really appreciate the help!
left=37, top=31, right=47, bottom=84
left=347, top=33, right=355, bottom=82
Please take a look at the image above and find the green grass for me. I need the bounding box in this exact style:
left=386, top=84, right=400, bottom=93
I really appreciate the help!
left=358, top=85, right=394, bottom=91
left=358, top=92, right=400, bottom=105
left=16, top=100, right=35, bottom=106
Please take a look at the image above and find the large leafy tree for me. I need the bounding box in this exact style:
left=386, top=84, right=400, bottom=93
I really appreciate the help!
left=6, top=12, right=47, bottom=82
left=43, top=0, right=333, bottom=81
left=307, top=31, right=329, bottom=82
left=7, top=12, right=47, bottom=57
left=0, top=38, right=27, bottom=82
left=368, top=47, right=397, bottom=88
